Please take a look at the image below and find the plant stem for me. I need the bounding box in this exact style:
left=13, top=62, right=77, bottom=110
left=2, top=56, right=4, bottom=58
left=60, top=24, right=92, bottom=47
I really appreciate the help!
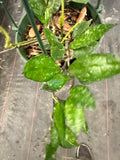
left=60, top=0, right=64, bottom=39
left=52, top=93, right=59, bottom=103
left=61, top=20, right=82, bottom=43
left=22, top=0, right=47, bottom=55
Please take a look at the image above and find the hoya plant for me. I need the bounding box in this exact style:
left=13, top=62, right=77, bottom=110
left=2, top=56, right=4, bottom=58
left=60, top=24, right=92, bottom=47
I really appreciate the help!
left=0, top=0, right=120, bottom=159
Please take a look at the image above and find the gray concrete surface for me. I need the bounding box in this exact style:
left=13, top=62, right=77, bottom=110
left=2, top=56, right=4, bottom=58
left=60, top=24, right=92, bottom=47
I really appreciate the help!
left=0, top=0, right=120, bottom=160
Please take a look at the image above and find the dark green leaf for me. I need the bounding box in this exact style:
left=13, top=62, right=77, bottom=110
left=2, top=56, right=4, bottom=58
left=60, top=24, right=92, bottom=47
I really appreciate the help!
left=69, top=85, right=95, bottom=109
left=51, top=41, right=65, bottom=60
left=40, top=83, right=57, bottom=92
left=54, top=102, right=65, bottom=139
left=48, top=73, right=70, bottom=89
left=45, top=125, right=59, bottom=160
left=44, top=28, right=58, bottom=45
left=53, top=102, right=78, bottom=148
left=72, top=0, right=89, bottom=3
left=45, top=143, right=57, bottom=160
left=23, top=54, right=60, bottom=82
left=28, top=0, right=46, bottom=23
left=69, top=53, right=120, bottom=84
left=70, top=24, right=115, bottom=49
left=41, top=73, right=70, bottom=92
left=65, top=98, right=86, bottom=136
left=73, top=41, right=99, bottom=58
left=72, top=20, right=92, bottom=39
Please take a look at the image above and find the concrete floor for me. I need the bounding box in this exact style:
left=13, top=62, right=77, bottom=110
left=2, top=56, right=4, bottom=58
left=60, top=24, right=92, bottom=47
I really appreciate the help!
left=0, top=0, right=120, bottom=160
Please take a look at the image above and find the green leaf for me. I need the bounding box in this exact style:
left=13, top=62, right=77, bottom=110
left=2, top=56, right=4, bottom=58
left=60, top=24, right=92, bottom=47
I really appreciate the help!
left=72, top=20, right=92, bottom=39
left=48, top=73, right=71, bottom=90
left=51, top=41, right=65, bottom=60
left=40, top=83, right=57, bottom=92
left=44, top=28, right=58, bottom=45
left=69, top=53, right=120, bottom=84
left=70, top=24, right=115, bottom=49
left=73, top=41, right=99, bottom=58
left=45, top=143, right=57, bottom=160
left=65, top=98, right=86, bottom=136
left=45, top=125, right=59, bottom=160
left=54, top=102, right=65, bottom=139
left=53, top=102, right=79, bottom=148
left=65, top=127, right=79, bottom=146
left=45, top=0, right=55, bottom=25
left=50, top=125, right=60, bottom=147
left=72, top=0, right=89, bottom=4
left=28, top=0, right=46, bottom=23
left=23, top=54, right=60, bottom=82
left=69, top=85, right=95, bottom=109
left=52, top=0, right=61, bottom=13
left=42, top=39, right=50, bottom=50
left=81, top=121, right=89, bottom=135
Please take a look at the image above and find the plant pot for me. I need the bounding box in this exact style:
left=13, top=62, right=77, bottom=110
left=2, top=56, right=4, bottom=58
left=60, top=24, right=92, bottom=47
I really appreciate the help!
left=15, top=2, right=102, bottom=63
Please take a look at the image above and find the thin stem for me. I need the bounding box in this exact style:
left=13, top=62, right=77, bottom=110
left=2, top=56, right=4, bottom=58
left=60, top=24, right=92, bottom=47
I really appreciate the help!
left=22, top=0, right=47, bottom=55
left=96, top=0, right=101, bottom=9
left=61, top=20, right=82, bottom=43
left=0, top=0, right=18, bottom=28
left=52, top=93, right=59, bottom=103
left=60, top=0, right=64, bottom=39
left=0, top=47, right=16, bottom=55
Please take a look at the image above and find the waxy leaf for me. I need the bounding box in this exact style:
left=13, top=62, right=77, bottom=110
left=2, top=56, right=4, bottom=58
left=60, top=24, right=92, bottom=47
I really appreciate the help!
left=28, top=0, right=46, bottom=23
left=44, top=28, right=58, bottom=45
left=41, top=73, right=70, bottom=92
left=48, top=73, right=70, bottom=90
left=70, top=24, right=115, bottom=49
left=53, top=102, right=78, bottom=148
left=65, top=98, right=86, bottom=136
left=45, top=0, right=56, bottom=25
left=73, top=41, right=99, bottom=58
left=69, top=85, right=95, bottom=109
left=54, top=102, right=65, bottom=139
left=64, top=127, right=79, bottom=146
left=70, top=53, right=120, bottom=84
left=72, top=0, right=89, bottom=4
left=72, top=20, right=92, bottom=39
left=51, top=41, right=65, bottom=60
left=23, top=54, right=60, bottom=82
left=45, top=143, right=57, bottom=160
left=50, top=125, right=60, bottom=147
left=44, top=29, right=65, bottom=60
